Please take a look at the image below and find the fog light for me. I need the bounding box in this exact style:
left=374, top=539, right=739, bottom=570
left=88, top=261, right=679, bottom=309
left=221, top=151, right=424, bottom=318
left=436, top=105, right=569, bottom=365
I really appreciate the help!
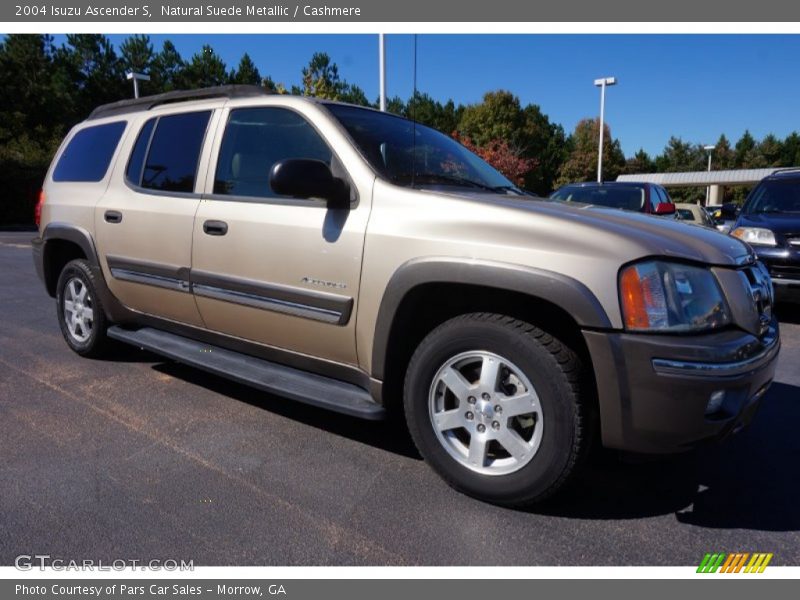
left=706, top=390, right=726, bottom=415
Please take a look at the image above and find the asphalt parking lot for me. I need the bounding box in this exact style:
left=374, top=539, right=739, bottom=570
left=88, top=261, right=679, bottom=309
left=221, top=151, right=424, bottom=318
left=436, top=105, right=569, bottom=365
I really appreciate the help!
left=1, top=230, right=798, bottom=566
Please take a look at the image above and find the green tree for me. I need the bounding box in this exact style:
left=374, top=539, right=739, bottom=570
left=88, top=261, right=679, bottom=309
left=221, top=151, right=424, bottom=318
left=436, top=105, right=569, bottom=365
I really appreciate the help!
left=556, top=118, right=625, bottom=185
left=150, top=40, right=184, bottom=92
left=710, top=134, right=735, bottom=170
left=301, top=52, right=342, bottom=99
left=758, top=134, right=783, bottom=167
left=734, top=130, right=759, bottom=168
left=623, top=148, right=656, bottom=174
left=119, top=34, right=155, bottom=96
left=58, top=34, right=126, bottom=114
left=782, top=132, right=800, bottom=167
left=457, top=91, right=563, bottom=194
left=229, top=52, right=261, bottom=85
left=182, top=45, right=227, bottom=89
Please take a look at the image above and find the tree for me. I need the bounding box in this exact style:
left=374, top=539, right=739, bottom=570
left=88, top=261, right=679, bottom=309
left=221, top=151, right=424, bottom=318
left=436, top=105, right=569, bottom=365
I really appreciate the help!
left=734, top=130, right=760, bottom=168
left=119, top=35, right=155, bottom=96
left=301, top=52, right=342, bottom=99
left=405, top=92, right=462, bottom=134
left=58, top=34, right=127, bottom=114
left=453, top=133, right=537, bottom=186
left=182, top=45, right=227, bottom=89
left=782, top=132, right=800, bottom=167
left=229, top=52, right=261, bottom=86
left=623, top=149, right=655, bottom=174
left=758, top=134, right=783, bottom=167
left=150, top=40, right=184, bottom=92
left=710, top=134, right=735, bottom=171
left=556, top=118, right=625, bottom=185
left=457, top=90, right=563, bottom=194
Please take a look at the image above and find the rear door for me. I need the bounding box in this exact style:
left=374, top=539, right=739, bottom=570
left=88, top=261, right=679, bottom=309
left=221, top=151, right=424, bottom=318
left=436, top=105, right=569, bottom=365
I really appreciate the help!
left=95, top=108, right=219, bottom=326
left=190, top=103, right=372, bottom=366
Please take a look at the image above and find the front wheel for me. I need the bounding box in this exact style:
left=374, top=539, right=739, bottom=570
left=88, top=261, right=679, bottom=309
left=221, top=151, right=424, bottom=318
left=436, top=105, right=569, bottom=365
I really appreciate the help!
left=404, top=313, right=589, bottom=506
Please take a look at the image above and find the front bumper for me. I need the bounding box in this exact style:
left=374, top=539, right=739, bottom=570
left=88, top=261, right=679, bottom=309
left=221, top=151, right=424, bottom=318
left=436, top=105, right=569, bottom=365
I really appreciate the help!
left=584, top=319, right=780, bottom=454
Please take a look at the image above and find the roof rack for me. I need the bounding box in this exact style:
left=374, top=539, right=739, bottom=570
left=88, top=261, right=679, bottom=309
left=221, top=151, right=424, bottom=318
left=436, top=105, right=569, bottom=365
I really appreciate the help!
left=770, top=167, right=800, bottom=175
left=87, top=85, right=271, bottom=120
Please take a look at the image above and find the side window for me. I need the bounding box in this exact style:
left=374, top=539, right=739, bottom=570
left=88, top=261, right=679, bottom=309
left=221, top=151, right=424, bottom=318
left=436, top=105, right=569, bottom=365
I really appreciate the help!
left=52, top=121, right=126, bottom=182
left=140, top=111, right=211, bottom=193
left=214, top=107, right=333, bottom=199
left=125, top=118, right=156, bottom=186
left=650, top=186, right=664, bottom=211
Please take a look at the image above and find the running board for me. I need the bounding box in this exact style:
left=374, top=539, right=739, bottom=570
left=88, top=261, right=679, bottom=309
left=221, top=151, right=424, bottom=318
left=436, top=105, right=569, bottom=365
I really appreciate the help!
left=107, top=326, right=386, bottom=420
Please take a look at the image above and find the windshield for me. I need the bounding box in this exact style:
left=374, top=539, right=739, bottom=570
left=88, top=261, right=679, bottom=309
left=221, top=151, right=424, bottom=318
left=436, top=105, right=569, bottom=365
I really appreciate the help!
left=324, top=104, right=519, bottom=193
left=550, top=185, right=646, bottom=212
left=744, top=179, right=800, bottom=214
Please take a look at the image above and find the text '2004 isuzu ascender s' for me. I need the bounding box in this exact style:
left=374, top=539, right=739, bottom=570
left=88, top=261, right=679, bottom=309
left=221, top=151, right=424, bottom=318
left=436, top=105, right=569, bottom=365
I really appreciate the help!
left=33, top=86, right=780, bottom=506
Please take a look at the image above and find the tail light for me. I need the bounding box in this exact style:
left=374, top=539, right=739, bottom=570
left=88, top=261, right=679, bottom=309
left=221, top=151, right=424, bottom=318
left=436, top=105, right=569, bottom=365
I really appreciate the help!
left=34, top=189, right=45, bottom=227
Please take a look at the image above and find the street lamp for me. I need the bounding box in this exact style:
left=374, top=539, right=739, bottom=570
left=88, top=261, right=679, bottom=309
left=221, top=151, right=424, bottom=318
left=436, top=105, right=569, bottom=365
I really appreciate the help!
left=126, top=72, right=150, bottom=99
left=378, top=34, right=387, bottom=111
left=594, top=77, right=617, bottom=183
left=704, top=144, right=715, bottom=205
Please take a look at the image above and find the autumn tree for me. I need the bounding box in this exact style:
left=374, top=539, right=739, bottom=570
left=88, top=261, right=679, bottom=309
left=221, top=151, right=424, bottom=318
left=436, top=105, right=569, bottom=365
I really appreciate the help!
left=556, top=118, right=625, bottom=185
left=453, top=133, right=537, bottom=186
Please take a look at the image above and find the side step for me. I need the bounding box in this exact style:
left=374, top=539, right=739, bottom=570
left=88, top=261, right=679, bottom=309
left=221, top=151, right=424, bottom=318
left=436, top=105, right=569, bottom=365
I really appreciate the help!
left=107, top=326, right=386, bottom=420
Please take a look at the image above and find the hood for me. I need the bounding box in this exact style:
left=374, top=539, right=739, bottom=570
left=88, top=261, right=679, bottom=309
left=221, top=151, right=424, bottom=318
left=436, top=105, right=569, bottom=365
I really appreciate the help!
left=736, top=212, right=800, bottom=237
left=441, top=191, right=754, bottom=267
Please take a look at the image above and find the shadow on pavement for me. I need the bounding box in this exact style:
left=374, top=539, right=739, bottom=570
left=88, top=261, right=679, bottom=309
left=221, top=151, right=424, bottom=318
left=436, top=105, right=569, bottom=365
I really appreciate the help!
left=152, top=360, right=421, bottom=460
left=110, top=342, right=797, bottom=529
left=538, top=382, right=800, bottom=531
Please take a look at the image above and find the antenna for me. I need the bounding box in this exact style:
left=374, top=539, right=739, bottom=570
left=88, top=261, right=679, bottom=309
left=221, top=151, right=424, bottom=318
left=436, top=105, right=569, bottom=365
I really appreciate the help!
left=411, top=34, right=418, bottom=188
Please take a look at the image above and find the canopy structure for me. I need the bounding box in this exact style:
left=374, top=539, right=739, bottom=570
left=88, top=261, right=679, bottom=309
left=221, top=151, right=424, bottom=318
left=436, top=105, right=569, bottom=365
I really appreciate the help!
left=617, top=167, right=800, bottom=204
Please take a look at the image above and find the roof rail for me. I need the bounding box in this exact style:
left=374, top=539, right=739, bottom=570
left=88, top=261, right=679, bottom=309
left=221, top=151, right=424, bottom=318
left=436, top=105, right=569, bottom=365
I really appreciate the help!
left=87, top=85, right=271, bottom=120
left=770, top=167, right=800, bottom=175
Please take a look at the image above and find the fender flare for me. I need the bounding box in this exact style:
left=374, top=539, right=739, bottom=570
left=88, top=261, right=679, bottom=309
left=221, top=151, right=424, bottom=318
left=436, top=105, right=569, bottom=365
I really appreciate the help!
left=370, top=256, right=613, bottom=381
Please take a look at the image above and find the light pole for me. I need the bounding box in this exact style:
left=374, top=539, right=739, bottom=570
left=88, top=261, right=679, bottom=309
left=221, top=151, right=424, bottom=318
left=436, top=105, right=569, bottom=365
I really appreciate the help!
left=594, top=76, right=617, bottom=183
left=126, top=72, right=150, bottom=99
left=704, top=144, right=715, bottom=205
left=378, top=34, right=386, bottom=111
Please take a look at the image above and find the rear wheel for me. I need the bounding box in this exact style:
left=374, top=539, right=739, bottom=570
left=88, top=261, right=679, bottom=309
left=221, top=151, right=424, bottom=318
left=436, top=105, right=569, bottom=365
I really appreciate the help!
left=56, top=259, right=112, bottom=357
left=404, top=313, right=589, bottom=506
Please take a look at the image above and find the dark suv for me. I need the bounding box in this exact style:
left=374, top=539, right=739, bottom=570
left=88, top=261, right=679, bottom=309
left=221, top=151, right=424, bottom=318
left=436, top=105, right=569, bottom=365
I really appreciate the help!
left=731, top=169, right=800, bottom=303
left=550, top=181, right=676, bottom=216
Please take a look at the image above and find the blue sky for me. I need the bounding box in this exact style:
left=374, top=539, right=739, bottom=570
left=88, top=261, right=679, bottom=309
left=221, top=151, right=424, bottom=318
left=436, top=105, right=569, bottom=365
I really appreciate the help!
left=53, top=33, right=800, bottom=157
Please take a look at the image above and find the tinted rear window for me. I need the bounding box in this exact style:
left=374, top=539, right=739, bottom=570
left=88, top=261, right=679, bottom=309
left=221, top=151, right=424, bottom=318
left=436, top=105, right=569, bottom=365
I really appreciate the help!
left=141, top=111, right=211, bottom=193
left=52, top=121, right=126, bottom=182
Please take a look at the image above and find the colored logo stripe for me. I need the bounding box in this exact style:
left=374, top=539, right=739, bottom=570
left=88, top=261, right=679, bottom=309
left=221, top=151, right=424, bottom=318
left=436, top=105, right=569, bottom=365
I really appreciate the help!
left=697, top=552, right=773, bottom=573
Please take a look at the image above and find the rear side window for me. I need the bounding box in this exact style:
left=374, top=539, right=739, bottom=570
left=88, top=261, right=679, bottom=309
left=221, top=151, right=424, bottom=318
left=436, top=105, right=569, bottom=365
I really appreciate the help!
left=135, top=111, right=211, bottom=193
left=52, top=121, right=126, bottom=182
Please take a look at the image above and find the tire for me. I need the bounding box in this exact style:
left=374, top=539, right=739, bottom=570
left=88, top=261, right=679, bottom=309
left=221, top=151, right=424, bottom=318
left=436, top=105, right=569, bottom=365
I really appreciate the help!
left=403, top=312, right=589, bottom=507
left=56, top=258, right=112, bottom=358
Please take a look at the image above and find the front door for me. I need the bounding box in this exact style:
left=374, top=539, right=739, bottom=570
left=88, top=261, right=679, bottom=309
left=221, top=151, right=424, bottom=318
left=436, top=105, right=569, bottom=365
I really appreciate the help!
left=190, top=105, right=371, bottom=366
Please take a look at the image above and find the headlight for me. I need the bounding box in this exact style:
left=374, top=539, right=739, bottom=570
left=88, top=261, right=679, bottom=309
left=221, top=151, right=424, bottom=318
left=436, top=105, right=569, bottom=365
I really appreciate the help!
left=731, top=227, right=777, bottom=246
left=619, top=261, right=730, bottom=332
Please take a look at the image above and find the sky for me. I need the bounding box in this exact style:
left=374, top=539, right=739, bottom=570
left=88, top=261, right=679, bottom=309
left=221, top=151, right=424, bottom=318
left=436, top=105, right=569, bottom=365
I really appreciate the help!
left=52, top=33, right=800, bottom=157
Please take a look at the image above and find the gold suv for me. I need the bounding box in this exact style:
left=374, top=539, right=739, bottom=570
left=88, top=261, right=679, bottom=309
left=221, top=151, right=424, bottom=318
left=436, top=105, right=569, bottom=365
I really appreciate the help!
left=33, top=86, right=780, bottom=506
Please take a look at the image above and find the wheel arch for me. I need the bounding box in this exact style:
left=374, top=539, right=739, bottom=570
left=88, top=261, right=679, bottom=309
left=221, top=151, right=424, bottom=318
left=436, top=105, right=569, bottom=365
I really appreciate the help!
left=370, top=257, right=612, bottom=415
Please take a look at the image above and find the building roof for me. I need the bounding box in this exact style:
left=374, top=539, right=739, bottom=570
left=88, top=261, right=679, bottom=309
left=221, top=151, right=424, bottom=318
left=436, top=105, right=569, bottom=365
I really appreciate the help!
left=616, top=167, right=800, bottom=187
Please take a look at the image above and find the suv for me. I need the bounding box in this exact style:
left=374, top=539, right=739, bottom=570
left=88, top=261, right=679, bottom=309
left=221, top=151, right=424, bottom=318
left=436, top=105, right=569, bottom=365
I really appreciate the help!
left=33, top=86, right=779, bottom=506
left=730, top=169, right=800, bottom=303
left=550, top=181, right=677, bottom=216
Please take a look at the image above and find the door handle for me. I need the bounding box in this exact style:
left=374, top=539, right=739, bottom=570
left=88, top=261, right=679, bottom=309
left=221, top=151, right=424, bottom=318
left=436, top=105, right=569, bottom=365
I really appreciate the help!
left=203, top=220, right=228, bottom=236
left=104, top=210, right=123, bottom=224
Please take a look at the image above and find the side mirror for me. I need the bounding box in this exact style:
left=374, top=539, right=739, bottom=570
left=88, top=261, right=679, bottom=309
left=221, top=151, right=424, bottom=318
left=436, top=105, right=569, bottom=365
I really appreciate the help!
left=654, top=202, right=676, bottom=215
left=269, top=159, right=350, bottom=207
